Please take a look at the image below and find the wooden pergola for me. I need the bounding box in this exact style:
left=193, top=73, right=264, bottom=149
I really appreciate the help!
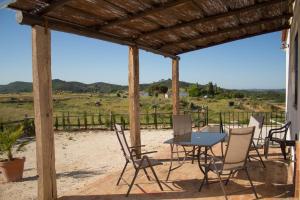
left=5, top=0, right=294, bottom=199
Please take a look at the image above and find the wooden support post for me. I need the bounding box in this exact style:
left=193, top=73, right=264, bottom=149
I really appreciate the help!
left=128, top=46, right=141, bottom=156
left=32, top=26, right=57, bottom=200
left=172, top=58, right=179, bottom=115
left=295, top=141, right=300, bottom=198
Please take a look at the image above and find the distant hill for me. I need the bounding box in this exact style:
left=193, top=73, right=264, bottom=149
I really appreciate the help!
left=0, top=79, right=193, bottom=94
left=0, top=79, right=285, bottom=94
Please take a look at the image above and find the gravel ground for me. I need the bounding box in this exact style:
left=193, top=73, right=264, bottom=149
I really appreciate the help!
left=0, top=129, right=172, bottom=200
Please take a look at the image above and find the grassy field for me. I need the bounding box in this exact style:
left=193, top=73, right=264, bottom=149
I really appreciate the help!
left=0, top=92, right=285, bottom=123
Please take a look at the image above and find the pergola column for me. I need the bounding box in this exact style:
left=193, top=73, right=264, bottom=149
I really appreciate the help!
left=32, top=25, right=57, bottom=200
left=128, top=46, right=141, bottom=156
left=172, top=58, right=180, bottom=115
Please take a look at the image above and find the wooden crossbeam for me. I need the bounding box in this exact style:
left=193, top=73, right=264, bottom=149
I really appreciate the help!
left=97, top=0, right=191, bottom=30
left=177, top=24, right=290, bottom=55
left=160, top=14, right=292, bottom=50
left=138, top=0, right=289, bottom=39
left=31, top=0, right=73, bottom=15
left=16, top=11, right=178, bottom=59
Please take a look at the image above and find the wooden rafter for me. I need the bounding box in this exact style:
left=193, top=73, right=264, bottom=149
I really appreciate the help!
left=160, top=14, right=292, bottom=50
left=31, top=0, right=73, bottom=16
left=96, top=0, right=191, bottom=30
left=16, top=11, right=179, bottom=59
left=95, top=0, right=158, bottom=36
left=177, top=24, right=290, bottom=55
left=137, top=0, right=288, bottom=40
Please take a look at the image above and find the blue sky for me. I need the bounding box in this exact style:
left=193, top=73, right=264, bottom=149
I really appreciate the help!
left=0, top=8, right=286, bottom=89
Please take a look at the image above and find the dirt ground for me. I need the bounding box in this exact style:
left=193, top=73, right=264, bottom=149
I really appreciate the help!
left=0, top=130, right=173, bottom=200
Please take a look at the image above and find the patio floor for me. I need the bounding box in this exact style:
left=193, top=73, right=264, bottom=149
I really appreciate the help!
left=59, top=144, right=295, bottom=200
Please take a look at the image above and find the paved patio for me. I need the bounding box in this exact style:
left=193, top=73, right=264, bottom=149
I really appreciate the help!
left=59, top=143, right=295, bottom=200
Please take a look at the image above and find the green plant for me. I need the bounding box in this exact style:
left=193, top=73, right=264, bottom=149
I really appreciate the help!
left=0, top=125, right=27, bottom=161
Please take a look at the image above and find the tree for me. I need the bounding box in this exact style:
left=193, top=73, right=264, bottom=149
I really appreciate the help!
left=207, top=82, right=215, bottom=96
left=188, top=84, right=200, bottom=97
left=159, top=85, right=168, bottom=94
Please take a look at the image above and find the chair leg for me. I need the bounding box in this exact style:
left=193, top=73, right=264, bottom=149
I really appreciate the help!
left=221, top=141, right=224, bottom=157
left=252, top=141, right=266, bottom=168
left=280, top=142, right=287, bottom=160
left=198, top=175, right=206, bottom=192
left=143, top=168, right=151, bottom=181
left=216, top=171, right=228, bottom=200
left=264, top=137, right=270, bottom=159
left=225, top=171, right=233, bottom=185
left=192, top=146, right=195, bottom=164
left=126, top=167, right=140, bottom=197
left=117, top=161, right=128, bottom=185
left=148, top=164, right=163, bottom=191
left=245, top=167, right=258, bottom=199
left=166, top=144, right=174, bottom=181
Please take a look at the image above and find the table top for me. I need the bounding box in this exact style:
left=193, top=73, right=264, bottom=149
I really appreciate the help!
left=164, top=132, right=227, bottom=147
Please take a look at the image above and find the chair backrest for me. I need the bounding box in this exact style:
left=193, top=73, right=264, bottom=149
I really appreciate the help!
left=200, top=124, right=222, bottom=133
left=248, top=115, right=264, bottom=138
left=173, top=115, right=192, bottom=137
left=223, top=126, right=255, bottom=170
left=279, top=121, right=292, bottom=140
left=114, top=124, right=133, bottom=162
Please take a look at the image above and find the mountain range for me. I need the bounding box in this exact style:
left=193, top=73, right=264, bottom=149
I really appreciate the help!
left=0, top=79, right=192, bottom=94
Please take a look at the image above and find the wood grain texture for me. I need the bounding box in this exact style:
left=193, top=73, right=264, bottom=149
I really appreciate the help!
left=172, top=58, right=179, bottom=115
left=9, top=0, right=293, bottom=56
left=128, top=46, right=141, bottom=157
left=32, top=25, right=57, bottom=200
left=295, top=141, right=300, bottom=198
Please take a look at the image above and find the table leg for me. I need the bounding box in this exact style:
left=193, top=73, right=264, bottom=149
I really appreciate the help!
left=166, top=144, right=188, bottom=181
left=166, top=143, right=174, bottom=181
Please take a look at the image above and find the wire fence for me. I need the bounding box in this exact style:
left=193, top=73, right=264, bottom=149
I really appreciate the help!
left=0, top=106, right=209, bottom=133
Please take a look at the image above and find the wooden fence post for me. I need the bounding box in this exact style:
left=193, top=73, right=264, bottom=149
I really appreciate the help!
left=67, top=112, right=70, bottom=130
left=110, top=111, right=113, bottom=131
left=77, top=116, right=80, bottom=130
left=154, top=107, right=158, bottom=129
left=84, top=112, right=87, bottom=130
left=0, top=122, right=3, bottom=132
left=62, top=112, right=65, bottom=130
left=54, top=116, right=58, bottom=131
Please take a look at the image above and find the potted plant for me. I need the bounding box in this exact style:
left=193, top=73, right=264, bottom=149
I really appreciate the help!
left=0, top=125, right=27, bottom=182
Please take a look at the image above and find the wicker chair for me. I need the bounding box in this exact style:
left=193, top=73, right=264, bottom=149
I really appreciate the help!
left=114, top=124, right=163, bottom=196
left=199, top=126, right=258, bottom=200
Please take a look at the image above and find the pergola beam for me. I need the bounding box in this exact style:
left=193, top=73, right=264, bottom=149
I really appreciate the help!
left=160, top=14, right=292, bottom=50
left=177, top=24, right=290, bottom=55
left=16, top=12, right=179, bottom=59
left=137, top=0, right=289, bottom=39
left=31, top=0, right=73, bottom=15
left=98, top=0, right=190, bottom=30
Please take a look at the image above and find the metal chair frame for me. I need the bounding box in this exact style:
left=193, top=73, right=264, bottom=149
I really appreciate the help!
left=199, top=127, right=258, bottom=200
left=114, top=124, right=163, bottom=196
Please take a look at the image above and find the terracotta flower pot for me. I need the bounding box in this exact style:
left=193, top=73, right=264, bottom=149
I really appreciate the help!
left=0, top=157, right=25, bottom=182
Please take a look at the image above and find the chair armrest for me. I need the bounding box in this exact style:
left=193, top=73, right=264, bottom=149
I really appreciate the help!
left=129, top=145, right=146, bottom=149
left=133, top=151, right=157, bottom=157
left=268, top=128, right=285, bottom=138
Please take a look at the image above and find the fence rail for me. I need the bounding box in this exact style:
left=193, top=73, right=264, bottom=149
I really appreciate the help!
left=219, top=111, right=286, bottom=144
left=0, top=106, right=208, bottom=132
